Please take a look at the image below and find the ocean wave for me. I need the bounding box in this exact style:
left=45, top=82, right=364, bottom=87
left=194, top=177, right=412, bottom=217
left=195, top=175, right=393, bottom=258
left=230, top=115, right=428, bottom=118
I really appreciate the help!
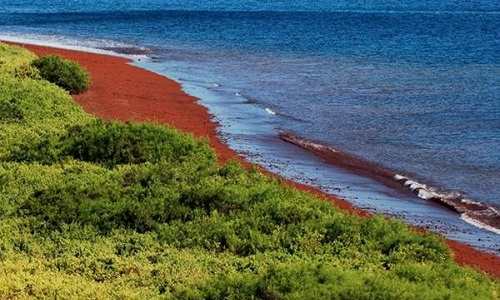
left=461, top=214, right=500, bottom=235
left=0, top=32, right=150, bottom=59
left=265, top=108, right=276, bottom=115
left=394, top=174, right=500, bottom=234
left=234, top=93, right=310, bottom=123
left=98, top=46, right=151, bottom=55
left=279, top=131, right=500, bottom=235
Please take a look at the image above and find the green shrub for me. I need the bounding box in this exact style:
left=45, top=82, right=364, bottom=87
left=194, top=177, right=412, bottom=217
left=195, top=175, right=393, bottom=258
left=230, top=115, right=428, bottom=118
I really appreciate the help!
left=13, top=63, right=40, bottom=80
left=7, top=160, right=449, bottom=264
left=31, top=55, right=90, bottom=94
left=0, top=42, right=37, bottom=76
left=193, top=261, right=497, bottom=300
left=9, top=120, right=216, bottom=168
left=0, top=73, right=86, bottom=125
left=0, top=70, right=88, bottom=161
left=60, top=120, right=215, bottom=167
left=0, top=98, right=24, bottom=122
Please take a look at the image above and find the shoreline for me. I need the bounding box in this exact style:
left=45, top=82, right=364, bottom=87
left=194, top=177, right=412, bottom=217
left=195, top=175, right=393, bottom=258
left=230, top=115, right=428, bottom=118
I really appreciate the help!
left=8, top=41, right=500, bottom=278
left=279, top=132, right=500, bottom=235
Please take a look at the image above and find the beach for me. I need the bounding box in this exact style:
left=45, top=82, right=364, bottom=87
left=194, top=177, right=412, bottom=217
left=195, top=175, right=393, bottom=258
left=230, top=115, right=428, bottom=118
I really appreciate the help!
left=8, top=41, right=499, bottom=278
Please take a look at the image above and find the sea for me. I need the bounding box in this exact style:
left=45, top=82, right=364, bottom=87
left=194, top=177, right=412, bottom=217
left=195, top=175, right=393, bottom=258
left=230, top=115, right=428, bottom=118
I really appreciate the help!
left=0, top=0, right=499, bottom=253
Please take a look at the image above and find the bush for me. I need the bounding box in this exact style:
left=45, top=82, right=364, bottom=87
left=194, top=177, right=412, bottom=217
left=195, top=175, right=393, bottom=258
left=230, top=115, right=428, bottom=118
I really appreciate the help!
left=193, top=261, right=496, bottom=300
left=13, top=63, right=40, bottom=80
left=9, top=120, right=216, bottom=168
left=0, top=74, right=84, bottom=124
left=31, top=55, right=90, bottom=94
left=0, top=42, right=37, bottom=76
left=60, top=120, right=215, bottom=167
left=0, top=98, right=24, bottom=122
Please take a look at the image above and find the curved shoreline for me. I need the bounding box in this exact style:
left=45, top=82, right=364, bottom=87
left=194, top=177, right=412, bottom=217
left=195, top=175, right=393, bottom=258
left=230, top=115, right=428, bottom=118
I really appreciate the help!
left=9, top=41, right=500, bottom=278
left=279, top=132, right=500, bottom=235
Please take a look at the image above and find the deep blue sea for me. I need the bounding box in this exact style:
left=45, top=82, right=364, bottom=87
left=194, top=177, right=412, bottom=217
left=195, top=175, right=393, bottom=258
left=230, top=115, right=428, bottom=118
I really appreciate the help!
left=1, top=1, right=499, bottom=252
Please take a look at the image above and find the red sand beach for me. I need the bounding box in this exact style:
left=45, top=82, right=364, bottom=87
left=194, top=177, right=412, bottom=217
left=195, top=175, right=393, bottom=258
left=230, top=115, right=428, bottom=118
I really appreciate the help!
left=12, top=42, right=500, bottom=278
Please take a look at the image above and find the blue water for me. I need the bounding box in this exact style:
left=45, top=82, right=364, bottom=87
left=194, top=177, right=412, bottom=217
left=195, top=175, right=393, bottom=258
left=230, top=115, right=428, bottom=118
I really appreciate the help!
left=1, top=0, right=499, bottom=13
left=1, top=1, right=499, bottom=252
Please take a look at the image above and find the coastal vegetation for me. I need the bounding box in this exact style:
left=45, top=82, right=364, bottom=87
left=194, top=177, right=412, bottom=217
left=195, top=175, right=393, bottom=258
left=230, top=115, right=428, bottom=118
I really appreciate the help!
left=31, top=55, right=90, bottom=94
left=0, top=42, right=498, bottom=299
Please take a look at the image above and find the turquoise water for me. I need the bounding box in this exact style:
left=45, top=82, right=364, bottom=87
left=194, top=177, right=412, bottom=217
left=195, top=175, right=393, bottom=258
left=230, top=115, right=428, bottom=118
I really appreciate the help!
left=0, top=1, right=499, bottom=251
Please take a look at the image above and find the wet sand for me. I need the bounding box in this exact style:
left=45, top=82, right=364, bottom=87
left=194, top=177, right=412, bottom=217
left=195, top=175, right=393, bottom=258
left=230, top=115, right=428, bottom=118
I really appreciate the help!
left=9, top=41, right=500, bottom=278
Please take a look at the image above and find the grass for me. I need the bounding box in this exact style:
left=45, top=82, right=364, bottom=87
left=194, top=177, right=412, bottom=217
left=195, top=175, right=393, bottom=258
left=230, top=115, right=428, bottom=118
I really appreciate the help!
left=0, top=42, right=498, bottom=299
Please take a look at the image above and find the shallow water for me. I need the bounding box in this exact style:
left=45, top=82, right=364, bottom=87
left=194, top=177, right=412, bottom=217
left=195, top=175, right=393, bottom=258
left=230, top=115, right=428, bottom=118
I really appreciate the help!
left=0, top=1, right=499, bottom=252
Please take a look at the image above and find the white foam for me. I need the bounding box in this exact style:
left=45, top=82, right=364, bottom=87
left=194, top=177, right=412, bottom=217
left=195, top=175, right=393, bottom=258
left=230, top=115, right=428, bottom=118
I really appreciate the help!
left=0, top=33, right=148, bottom=60
left=397, top=176, right=500, bottom=234
left=409, top=182, right=427, bottom=191
left=235, top=92, right=242, bottom=96
left=460, top=198, right=482, bottom=206
left=398, top=177, right=444, bottom=200
left=265, top=108, right=276, bottom=115
left=417, top=189, right=437, bottom=200
left=403, top=180, right=416, bottom=187
left=394, top=174, right=407, bottom=181
left=394, top=170, right=499, bottom=235
left=461, top=214, right=500, bottom=235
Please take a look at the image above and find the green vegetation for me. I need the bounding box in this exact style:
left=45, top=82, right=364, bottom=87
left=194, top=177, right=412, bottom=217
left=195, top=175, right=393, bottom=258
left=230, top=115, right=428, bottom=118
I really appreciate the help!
left=0, top=42, right=497, bottom=299
left=31, top=55, right=90, bottom=94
